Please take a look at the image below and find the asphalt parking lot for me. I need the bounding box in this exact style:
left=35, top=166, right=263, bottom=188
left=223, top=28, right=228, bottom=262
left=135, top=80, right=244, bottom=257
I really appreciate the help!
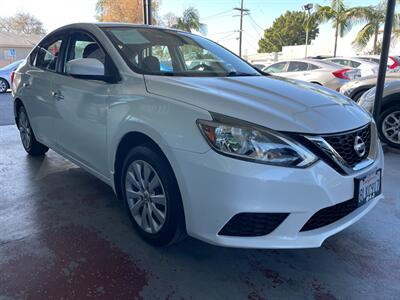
left=0, top=93, right=15, bottom=126
left=0, top=112, right=399, bottom=299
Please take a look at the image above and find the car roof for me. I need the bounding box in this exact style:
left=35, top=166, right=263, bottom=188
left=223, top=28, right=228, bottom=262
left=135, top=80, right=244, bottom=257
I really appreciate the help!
left=53, top=22, right=188, bottom=35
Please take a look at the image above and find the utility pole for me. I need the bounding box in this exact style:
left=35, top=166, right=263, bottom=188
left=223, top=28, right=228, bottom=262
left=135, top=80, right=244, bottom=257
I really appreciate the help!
left=303, top=3, right=313, bottom=58
left=143, top=0, right=147, bottom=24
left=143, top=0, right=152, bottom=25
left=148, top=0, right=152, bottom=25
left=234, top=0, right=249, bottom=57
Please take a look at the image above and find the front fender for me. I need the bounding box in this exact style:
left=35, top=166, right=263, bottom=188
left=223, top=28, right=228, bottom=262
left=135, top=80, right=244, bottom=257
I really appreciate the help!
left=107, top=91, right=212, bottom=178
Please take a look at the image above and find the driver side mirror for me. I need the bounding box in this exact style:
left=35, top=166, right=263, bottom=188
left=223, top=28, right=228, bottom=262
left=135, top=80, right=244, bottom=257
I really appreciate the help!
left=66, top=58, right=108, bottom=81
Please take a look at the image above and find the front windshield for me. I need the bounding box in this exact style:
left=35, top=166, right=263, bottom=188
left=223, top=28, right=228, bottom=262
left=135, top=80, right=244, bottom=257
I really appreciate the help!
left=102, top=27, right=260, bottom=77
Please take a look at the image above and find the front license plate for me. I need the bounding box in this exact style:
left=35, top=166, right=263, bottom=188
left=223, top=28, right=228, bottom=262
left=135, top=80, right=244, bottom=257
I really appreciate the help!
left=355, top=169, right=382, bottom=206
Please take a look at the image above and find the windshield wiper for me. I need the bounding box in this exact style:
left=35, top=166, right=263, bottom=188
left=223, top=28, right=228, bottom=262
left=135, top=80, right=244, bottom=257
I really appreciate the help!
left=226, top=71, right=259, bottom=77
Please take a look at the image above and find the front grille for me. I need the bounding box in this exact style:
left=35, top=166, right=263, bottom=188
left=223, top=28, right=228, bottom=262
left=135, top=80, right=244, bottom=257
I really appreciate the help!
left=323, top=124, right=371, bottom=168
left=300, top=199, right=358, bottom=231
left=218, top=213, right=289, bottom=237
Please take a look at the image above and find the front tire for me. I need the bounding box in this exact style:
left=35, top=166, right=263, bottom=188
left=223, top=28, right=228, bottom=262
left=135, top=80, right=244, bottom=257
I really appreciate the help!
left=0, top=78, right=8, bottom=93
left=18, top=106, right=49, bottom=156
left=378, top=105, right=400, bottom=149
left=121, top=145, right=186, bottom=246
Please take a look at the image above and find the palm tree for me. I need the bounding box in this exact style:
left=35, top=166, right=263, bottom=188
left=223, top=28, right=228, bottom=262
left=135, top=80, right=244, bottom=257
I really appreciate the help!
left=173, top=7, right=201, bottom=32
left=315, top=0, right=359, bottom=57
left=352, top=2, right=400, bottom=54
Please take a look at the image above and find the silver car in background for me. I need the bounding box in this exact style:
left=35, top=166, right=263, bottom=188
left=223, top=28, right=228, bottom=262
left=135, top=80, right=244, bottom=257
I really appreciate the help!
left=263, top=59, right=360, bottom=91
left=340, top=72, right=400, bottom=101
left=0, top=60, right=24, bottom=93
left=358, top=81, right=400, bottom=149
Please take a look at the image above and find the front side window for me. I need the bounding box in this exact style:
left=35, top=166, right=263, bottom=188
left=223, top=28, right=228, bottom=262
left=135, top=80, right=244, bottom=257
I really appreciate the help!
left=265, top=62, right=287, bottom=73
left=102, top=27, right=260, bottom=77
left=64, top=32, right=106, bottom=74
left=35, top=38, right=63, bottom=71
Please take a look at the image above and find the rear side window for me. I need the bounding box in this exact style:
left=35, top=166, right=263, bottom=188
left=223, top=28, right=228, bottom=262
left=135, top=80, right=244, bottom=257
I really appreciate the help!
left=265, top=62, right=287, bottom=73
left=287, top=61, right=308, bottom=72
left=350, top=61, right=361, bottom=68
left=308, top=63, right=320, bottom=70
left=330, top=59, right=345, bottom=66
left=35, top=39, right=63, bottom=71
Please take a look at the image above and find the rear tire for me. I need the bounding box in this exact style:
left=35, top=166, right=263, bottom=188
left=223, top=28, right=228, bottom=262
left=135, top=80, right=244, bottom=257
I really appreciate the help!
left=121, top=144, right=186, bottom=246
left=18, top=106, right=49, bottom=156
left=0, top=78, right=8, bottom=93
left=377, top=105, right=400, bottom=149
left=353, top=89, right=366, bottom=102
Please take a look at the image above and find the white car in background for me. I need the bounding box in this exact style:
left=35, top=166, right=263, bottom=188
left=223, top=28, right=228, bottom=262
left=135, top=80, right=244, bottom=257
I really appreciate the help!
left=12, top=23, right=383, bottom=249
left=357, top=55, right=400, bottom=72
left=263, top=59, right=360, bottom=91
left=324, top=57, right=379, bottom=77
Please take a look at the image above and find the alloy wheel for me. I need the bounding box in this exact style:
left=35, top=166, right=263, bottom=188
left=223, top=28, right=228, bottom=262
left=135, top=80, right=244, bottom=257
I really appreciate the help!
left=125, top=160, right=167, bottom=234
left=19, top=110, right=32, bottom=149
left=0, top=79, right=7, bottom=93
left=382, top=111, right=400, bottom=145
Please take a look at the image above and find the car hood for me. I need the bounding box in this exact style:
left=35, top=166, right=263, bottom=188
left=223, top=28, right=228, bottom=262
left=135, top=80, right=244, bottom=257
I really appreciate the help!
left=144, top=75, right=371, bottom=134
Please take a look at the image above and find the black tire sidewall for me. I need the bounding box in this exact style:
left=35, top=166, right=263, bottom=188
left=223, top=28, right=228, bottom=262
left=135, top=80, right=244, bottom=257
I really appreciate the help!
left=120, top=145, right=184, bottom=246
left=378, top=105, right=400, bottom=149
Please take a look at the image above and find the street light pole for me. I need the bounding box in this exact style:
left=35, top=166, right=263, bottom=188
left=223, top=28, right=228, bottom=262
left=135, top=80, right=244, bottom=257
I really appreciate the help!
left=303, top=3, right=313, bottom=58
left=373, top=0, right=396, bottom=121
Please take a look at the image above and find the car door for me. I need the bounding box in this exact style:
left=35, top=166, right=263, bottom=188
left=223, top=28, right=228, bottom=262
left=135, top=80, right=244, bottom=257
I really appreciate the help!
left=19, top=34, right=67, bottom=147
left=51, top=31, right=111, bottom=176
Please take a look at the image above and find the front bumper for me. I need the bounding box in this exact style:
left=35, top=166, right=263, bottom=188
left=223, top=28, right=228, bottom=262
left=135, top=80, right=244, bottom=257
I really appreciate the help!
left=170, top=142, right=384, bottom=249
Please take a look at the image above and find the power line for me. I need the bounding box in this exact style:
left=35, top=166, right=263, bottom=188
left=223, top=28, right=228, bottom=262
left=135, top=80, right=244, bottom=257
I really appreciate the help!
left=202, top=9, right=234, bottom=20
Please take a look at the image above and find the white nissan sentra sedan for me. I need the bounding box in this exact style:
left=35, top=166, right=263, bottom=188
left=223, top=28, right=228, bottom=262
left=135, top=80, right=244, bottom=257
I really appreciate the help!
left=12, top=23, right=383, bottom=248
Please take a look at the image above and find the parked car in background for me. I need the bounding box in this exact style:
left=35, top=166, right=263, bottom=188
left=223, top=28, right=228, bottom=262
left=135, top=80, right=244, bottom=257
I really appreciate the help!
left=12, top=23, right=383, bottom=248
left=263, top=59, right=360, bottom=91
left=0, top=59, right=24, bottom=93
left=357, top=55, right=400, bottom=72
left=324, top=57, right=379, bottom=77
left=358, top=81, right=400, bottom=149
left=340, top=72, right=400, bottom=101
left=252, top=63, right=266, bottom=70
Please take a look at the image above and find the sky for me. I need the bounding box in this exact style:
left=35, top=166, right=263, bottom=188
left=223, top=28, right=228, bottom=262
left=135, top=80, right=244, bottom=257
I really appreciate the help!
left=0, top=0, right=383, bottom=55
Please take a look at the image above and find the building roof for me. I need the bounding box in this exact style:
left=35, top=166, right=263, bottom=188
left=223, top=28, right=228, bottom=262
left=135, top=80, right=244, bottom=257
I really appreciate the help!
left=0, top=31, right=42, bottom=48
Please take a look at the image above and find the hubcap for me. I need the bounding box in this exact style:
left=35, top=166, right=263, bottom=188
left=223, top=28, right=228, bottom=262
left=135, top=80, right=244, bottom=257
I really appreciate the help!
left=0, top=80, right=6, bottom=93
left=19, top=111, right=32, bottom=149
left=125, top=160, right=167, bottom=234
left=382, top=111, right=400, bottom=144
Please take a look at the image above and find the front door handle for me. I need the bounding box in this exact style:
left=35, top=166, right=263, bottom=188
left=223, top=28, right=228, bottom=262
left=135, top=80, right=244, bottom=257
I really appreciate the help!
left=51, top=91, right=64, bottom=101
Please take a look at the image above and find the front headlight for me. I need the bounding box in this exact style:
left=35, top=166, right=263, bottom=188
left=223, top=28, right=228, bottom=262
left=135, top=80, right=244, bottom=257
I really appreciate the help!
left=197, top=115, right=318, bottom=168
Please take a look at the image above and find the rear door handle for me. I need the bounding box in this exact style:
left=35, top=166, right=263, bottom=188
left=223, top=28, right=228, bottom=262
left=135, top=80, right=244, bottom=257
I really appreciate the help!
left=23, top=82, right=30, bottom=88
left=51, top=91, right=64, bottom=101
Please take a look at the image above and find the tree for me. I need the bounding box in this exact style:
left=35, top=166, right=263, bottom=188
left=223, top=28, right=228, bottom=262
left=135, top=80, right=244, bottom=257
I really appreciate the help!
left=351, top=2, right=400, bottom=54
left=0, top=12, right=45, bottom=35
left=314, top=0, right=360, bottom=57
left=172, top=7, right=201, bottom=32
left=163, top=12, right=178, bottom=28
left=96, top=0, right=160, bottom=24
left=258, top=11, right=319, bottom=53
